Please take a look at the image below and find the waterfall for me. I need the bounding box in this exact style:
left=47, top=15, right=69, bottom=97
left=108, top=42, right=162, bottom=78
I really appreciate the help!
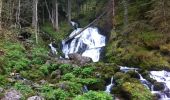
left=62, top=23, right=106, bottom=62
left=150, top=71, right=170, bottom=100
left=105, top=76, right=114, bottom=93
left=120, top=66, right=170, bottom=100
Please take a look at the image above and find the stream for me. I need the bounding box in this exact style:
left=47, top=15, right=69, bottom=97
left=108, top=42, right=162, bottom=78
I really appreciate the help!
left=120, top=66, right=170, bottom=100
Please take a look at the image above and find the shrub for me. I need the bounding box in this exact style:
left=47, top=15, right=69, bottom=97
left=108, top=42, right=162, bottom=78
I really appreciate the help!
left=40, top=84, right=69, bottom=100
left=59, top=64, right=72, bottom=74
left=73, top=91, right=113, bottom=100
left=0, top=75, right=8, bottom=86
left=39, top=64, right=49, bottom=75
left=62, top=73, right=76, bottom=81
left=81, top=67, right=94, bottom=78
left=14, top=82, right=34, bottom=98
left=58, top=81, right=82, bottom=97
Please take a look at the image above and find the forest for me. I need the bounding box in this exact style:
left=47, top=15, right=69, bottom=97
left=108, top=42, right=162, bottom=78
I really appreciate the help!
left=0, top=0, right=170, bottom=100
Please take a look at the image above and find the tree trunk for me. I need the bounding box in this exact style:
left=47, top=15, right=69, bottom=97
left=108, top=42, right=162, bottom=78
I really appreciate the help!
left=77, top=0, right=80, bottom=17
left=0, top=0, right=2, bottom=30
left=32, top=0, right=38, bottom=44
left=16, top=0, right=21, bottom=28
left=112, top=0, right=115, bottom=29
left=67, top=0, right=71, bottom=22
left=45, top=0, right=54, bottom=25
left=123, top=0, right=128, bottom=29
left=55, top=0, right=59, bottom=31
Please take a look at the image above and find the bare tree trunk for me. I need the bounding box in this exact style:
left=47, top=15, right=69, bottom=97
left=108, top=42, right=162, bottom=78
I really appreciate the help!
left=0, top=0, right=2, bottom=30
left=55, top=0, right=59, bottom=31
left=32, top=0, right=38, bottom=44
left=45, top=0, right=54, bottom=25
left=16, top=0, right=21, bottom=28
left=67, top=0, right=71, bottom=22
left=52, top=8, right=54, bottom=27
left=77, top=0, right=80, bottom=17
left=112, top=0, right=115, bottom=29
left=123, top=0, right=128, bottom=29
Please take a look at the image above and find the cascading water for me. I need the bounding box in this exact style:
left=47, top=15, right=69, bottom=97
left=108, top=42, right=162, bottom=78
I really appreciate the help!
left=62, top=25, right=106, bottom=62
left=150, top=71, right=170, bottom=100
left=105, top=76, right=114, bottom=93
left=120, top=66, right=170, bottom=100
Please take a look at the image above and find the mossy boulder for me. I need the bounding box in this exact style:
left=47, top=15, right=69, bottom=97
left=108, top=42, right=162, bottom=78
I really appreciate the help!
left=160, top=43, right=170, bottom=55
left=94, top=63, right=119, bottom=79
left=121, top=82, right=153, bottom=100
left=126, top=71, right=140, bottom=79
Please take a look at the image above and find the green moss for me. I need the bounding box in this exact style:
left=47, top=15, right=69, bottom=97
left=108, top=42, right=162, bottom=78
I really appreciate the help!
left=121, top=82, right=153, bottom=100
left=160, top=43, right=170, bottom=54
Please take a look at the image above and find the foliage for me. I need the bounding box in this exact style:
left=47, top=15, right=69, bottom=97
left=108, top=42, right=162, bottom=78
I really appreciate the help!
left=58, top=81, right=82, bottom=97
left=41, top=22, right=70, bottom=43
left=73, top=91, right=113, bottom=100
left=31, top=47, right=48, bottom=65
left=14, top=82, right=34, bottom=98
left=40, top=85, right=69, bottom=100
left=39, top=64, right=50, bottom=75
left=147, top=0, right=170, bottom=33
left=59, top=64, right=72, bottom=74
left=0, top=75, right=8, bottom=86
left=121, top=82, right=153, bottom=100
left=2, top=42, right=31, bottom=73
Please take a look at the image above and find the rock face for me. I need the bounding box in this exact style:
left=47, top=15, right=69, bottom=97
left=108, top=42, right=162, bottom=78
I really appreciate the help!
left=68, top=53, right=91, bottom=65
left=2, top=89, right=22, bottom=100
left=27, top=96, right=44, bottom=100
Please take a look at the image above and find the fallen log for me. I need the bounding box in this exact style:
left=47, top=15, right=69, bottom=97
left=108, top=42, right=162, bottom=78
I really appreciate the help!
left=64, top=10, right=108, bottom=43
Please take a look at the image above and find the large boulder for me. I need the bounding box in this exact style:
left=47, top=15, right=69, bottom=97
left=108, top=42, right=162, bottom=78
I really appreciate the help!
left=2, top=89, right=22, bottom=100
left=68, top=53, right=91, bottom=65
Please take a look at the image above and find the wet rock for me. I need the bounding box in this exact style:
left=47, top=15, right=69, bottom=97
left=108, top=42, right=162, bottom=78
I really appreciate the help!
left=27, top=96, right=44, bottom=100
left=2, top=89, right=22, bottom=100
left=68, top=53, right=91, bottom=65
left=153, top=82, right=165, bottom=91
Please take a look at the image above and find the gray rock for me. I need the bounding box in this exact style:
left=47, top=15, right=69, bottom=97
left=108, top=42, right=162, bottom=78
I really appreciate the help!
left=2, top=89, right=22, bottom=100
left=27, top=96, right=44, bottom=100
left=0, top=87, right=3, bottom=92
left=68, top=53, right=91, bottom=65
left=50, top=69, right=61, bottom=79
left=39, top=80, right=47, bottom=85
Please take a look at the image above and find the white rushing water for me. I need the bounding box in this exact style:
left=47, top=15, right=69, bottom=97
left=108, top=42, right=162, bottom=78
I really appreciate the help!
left=62, top=27, right=106, bottom=62
left=105, top=76, right=114, bottom=93
left=120, top=66, right=170, bottom=100
left=49, top=42, right=58, bottom=55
